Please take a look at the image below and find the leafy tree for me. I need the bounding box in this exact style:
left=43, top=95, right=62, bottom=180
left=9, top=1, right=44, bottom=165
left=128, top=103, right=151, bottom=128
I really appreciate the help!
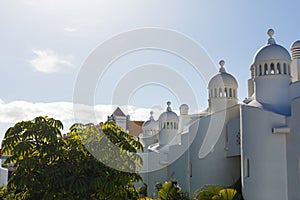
left=1, top=116, right=143, bottom=200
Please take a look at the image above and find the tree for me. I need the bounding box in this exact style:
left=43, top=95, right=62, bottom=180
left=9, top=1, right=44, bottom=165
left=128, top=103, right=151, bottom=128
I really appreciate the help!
left=1, top=116, right=144, bottom=199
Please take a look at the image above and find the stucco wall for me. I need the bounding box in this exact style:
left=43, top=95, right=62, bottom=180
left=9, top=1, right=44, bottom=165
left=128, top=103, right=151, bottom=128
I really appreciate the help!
left=241, top=105, right=288, bottom=200
left=286, top=97, right=300, bottom=200
left=188, top=105, right=240, bottom=194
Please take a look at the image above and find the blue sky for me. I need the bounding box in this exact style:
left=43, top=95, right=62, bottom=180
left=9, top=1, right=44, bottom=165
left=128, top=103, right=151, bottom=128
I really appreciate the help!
left=1, top=0, right=300, bottom=140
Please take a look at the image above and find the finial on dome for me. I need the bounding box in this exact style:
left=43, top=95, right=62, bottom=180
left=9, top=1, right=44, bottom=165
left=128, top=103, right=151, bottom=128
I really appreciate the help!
left=267, top=29, right=276, bottom=44
left=219, top=60, right=226, bottom=73
left=149, top=111, right=154, bottom=120
left=166, top=101, right=172, bottom=111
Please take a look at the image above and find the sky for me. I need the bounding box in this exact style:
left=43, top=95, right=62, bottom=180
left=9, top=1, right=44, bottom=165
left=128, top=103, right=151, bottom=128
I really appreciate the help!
left=1, top=0, right=300, bottom=140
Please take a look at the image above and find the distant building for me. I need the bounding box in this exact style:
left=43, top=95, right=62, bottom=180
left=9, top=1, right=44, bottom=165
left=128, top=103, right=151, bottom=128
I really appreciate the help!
left=130, top=29, right=300, bottom=199
left=108, top=107, right=143, bottom=137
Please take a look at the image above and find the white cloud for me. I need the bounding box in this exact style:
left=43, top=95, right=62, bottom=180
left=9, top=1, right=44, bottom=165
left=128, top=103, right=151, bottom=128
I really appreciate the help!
left=63, top=27, right=78, bottom=32
left=0, top=99, right=161, bottom=125
left=0, top=99, right=180, bottom=139
left=29, top=49, right=72, bottom=73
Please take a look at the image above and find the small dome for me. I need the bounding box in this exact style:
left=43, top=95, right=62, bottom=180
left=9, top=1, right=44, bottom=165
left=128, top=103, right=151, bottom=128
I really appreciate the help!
left=179, top=104, right=189, bottom=115
left=208, top=60, right=238, bottom=88
left=158, top=101, right=179, bottom=123
left=253, top=29, right=291, bottom=63
left=142, top=111, right=158, bottom=130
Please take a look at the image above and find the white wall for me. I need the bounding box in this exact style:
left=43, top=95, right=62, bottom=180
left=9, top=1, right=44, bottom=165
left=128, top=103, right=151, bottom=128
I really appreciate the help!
left=227, top=118, right=240, bottom=157
left=255, top=75, right=291, bottom=115
left=158, top=129, right=178, bottom=146
left=139, top=151, right=168, bottom=197
left=286, top=97, right=300, bottom=200
left=241, top=105, right=288, bottom=200
left=114, top=116, right=127, bottom=131
left=289, top=81, right=300, bottom=101
left=189, top=105, right=240, bottom=194
left=209, top=98, right=237, bottom=113
left=139, top=134, right=158, bottom=151
left=0, top=161, right=8, bottom=187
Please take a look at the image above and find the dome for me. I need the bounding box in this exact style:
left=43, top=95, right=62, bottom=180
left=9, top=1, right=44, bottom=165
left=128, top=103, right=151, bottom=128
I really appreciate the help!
left=158, top=101, right=179, bottom=123
left=253, top=29, right=291, bottom=63
left=254, top=44, right=291, bottom=63
left=142, top=111, right=158, bottom=130
left=208, top=60, right=238, bottom=88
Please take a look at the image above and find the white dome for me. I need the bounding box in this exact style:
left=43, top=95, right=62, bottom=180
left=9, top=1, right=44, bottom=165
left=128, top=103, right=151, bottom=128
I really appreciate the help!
left=158, top=102, right=179, bottom=123
left=208, top=60, right=238, bottom=88
left=254, top=44, right=291, bottom=63
left=142, top=111, right=158, bottom=130
left=253, top=29, right=291, bottom=63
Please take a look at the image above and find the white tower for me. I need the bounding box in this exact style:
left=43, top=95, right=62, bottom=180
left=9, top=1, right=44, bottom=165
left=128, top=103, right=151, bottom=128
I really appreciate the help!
left=208, top=60, right=238, bottom=113
left=252, top=29, right=292, bottom=115
left=110, top=107, right=128, bottom=131
left=178, top=104, right=190, bottom=132
left=290, top=40, right=300, bottom=82
left=139, top=111, right=159, bottom=150
left=241, top=29, right=292, bottom=200
left=158, top=101, right=179, bottom=146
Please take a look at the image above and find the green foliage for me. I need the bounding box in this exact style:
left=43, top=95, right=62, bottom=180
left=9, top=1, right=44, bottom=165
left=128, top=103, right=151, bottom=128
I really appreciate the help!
left=1, top=116, right=144, bottom=200
left=193, top=185, right=223, bottom=200
left=218, top=189, right=237, bottom=200
left=194, top=185, right=242, bottom=200
left=157, top=180, right=189, bottom=200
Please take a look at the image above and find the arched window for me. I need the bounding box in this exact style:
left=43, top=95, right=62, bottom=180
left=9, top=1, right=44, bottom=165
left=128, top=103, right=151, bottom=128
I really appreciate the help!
left=259, top=65, right=262, bottom=76
left=288, top=64, right=291, bottom=75
left=224, top=88, right=228, bottom=97
left=219, top=88, right=222, bottom=97
left=214, top=88, right=217, bottom=97
left=233, top=89, right=236, bottom=98
left=229, top=88, right=232, bottom=97
left=264, top=63, right=268, bottom=75
left=270, top=63, right=275, bottom=74
left=284, top=63, right=287, bottom=74
left=277, top=63, right=281, bottom=74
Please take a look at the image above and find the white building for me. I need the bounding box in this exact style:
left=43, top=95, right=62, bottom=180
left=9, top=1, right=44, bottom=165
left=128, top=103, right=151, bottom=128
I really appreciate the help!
left=133, top=29, right=300, bottom=199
